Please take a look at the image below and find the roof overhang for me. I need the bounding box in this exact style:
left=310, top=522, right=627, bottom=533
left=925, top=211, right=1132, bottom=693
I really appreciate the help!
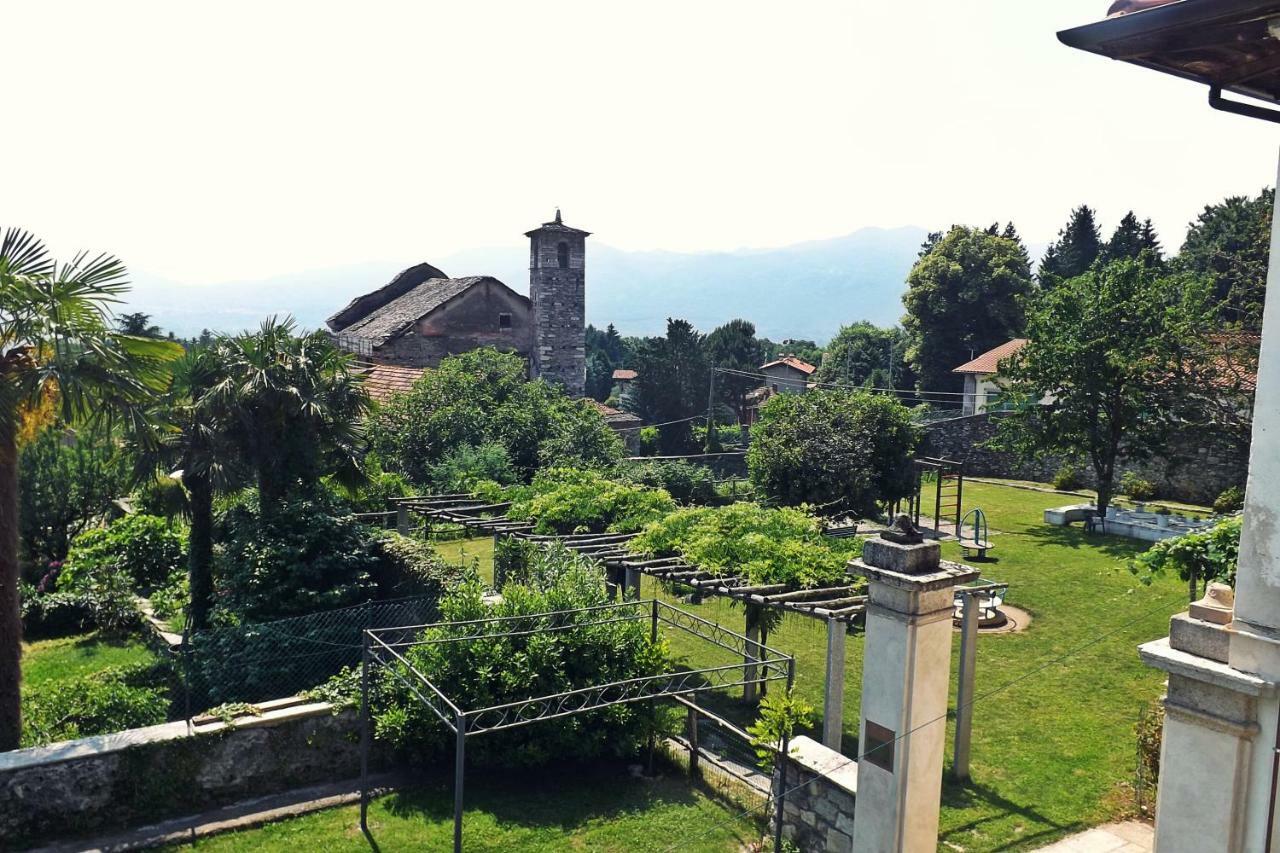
left=1058, top=0, right=1280, bottom=121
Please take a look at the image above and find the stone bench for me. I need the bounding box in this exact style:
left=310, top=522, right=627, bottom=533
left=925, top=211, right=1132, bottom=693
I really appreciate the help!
left=1044, top=504, right=1095, bottom=526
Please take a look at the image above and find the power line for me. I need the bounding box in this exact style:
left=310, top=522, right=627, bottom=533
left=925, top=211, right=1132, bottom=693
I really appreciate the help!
left=650, top=590, right=1187, bottom=853
left=712, top=365, right=973, bottom=400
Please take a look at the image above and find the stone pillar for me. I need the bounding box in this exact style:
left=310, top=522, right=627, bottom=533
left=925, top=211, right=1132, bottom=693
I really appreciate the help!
left=1142, top=162, right=1280, bottom=853
left=396, top=504, right=410, bottom=536
left=823, top=617, right=847, bottom=751
left=850, top=530, right=978, bottom=853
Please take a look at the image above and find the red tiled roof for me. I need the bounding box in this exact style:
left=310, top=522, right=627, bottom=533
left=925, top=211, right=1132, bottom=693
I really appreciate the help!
left=760, top=356, right=816, bottom=375
left=584, top=398, right=643, bottom=425
left=612, top=368, right=638, bottom=381
left=952, top=339, right=1029, bottom=375
left=358, top=362, right=425, bottom=404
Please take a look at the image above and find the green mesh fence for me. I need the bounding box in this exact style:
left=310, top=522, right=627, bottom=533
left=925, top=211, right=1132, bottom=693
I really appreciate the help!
left=180, top=595, right=439, bottom=714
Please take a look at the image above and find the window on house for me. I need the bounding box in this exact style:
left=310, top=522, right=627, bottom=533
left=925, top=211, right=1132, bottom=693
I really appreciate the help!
left=499, top=313, right=512, bottom=329
left=557, top=241, right=570, bottom=269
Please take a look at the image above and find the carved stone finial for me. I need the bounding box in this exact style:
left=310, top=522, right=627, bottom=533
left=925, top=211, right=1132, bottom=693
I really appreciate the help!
left=554, top=207, right=562, bottom=224
left=1189, top=582, right=1235, bottom=626
left=881, top=513, right=924, bottom=546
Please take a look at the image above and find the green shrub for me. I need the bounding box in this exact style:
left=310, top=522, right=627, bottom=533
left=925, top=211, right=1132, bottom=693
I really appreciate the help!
left=19, top=583, right=96, bottom=639
left=638, top=426, right=659, bottom=456
left=21, top=662, right=172, bottom=747
left=1131, top=514, right=1241, bottom=588
left=1120, top=472, right=1157, bottom=502
left=628, top=503, right=861, bottom=588
left=1213, top=486, right=1246, bottom=515
left=1051, top=464, right=1084, bottom=492
left=214, top=490, right=379, bottom=622
left=427, top=442, right=518, bottom=493
left=327, top=455, right=415, bottom=513
left=506, top=468, right=677, bottom=535
left=149, top=570, right=190, bottom=628
left=613, top=459, right=717, bottom=505
left=366, top=559, right=670, bottom=768
left=19, top=425, right=130, bottom=568
left=133, top=474, right=189, bottom=519
left=61, top=514, right=187, bottom=594
left=494, top=536, right=539, bottom=588
left=747, top=390, right=918, bottom=515
left=365, top=348, right=622, bottom=485
left=369, top=531, right=479, bottom=599
left=748, top=689, right=815, bottom=772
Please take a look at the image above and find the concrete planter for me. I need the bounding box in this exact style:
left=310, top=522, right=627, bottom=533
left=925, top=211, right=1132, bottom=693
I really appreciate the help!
left=1156, top=514, right=1170, bottom=529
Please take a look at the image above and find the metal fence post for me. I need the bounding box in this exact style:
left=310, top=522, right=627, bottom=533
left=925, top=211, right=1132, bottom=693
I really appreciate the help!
left=360, top=632, right=371, bottom=835
left=686, top=704, right=699, bottom=773
left=774, top=656, right=797, bottom=853
left=453, top=712, right=467, bottom=853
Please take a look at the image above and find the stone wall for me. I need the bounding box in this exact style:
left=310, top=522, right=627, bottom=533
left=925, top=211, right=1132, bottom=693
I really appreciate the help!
left=921, top=413, right=1249, bottom=505
left=0, top=698, right=373, bottom=849
left=372, top=279, right=534, bottom=368
left=769, top=736, right=857, bottom=853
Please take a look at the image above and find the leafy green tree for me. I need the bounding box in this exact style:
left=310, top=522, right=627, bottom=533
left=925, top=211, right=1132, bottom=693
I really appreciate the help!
left=367, top=348, right=621, bottom=485
left=1177, top=188, right=1273, bottom=329
left=1102, top=211, right=1163, bottom=265
left=705, top=319, right=766, bottom=423
left=627, top=319, right=709, bottom=454
left=218, top=318, right=369, bottom=505
left=117, top=312, right=163, bottom=338
left=1039, top=205, right=1102, bottom=287
left=19, top=426, right=129, bottom=567
left=747, top=389, right=918, bottom=515
left=902, top=226, right=1033, bottom=394
left=813, top=322, right=914, bottom=391
left=995, top=260, right=1218, bottom=519
left=0, top=228, right=182, bottom=750
left=1132, top=515, right=1241, bottom=602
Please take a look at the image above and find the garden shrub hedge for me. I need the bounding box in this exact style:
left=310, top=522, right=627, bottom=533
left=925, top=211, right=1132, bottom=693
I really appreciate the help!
left=612, top=459, right=717, bottom=505
left=60, top=514, right=187, bottom=594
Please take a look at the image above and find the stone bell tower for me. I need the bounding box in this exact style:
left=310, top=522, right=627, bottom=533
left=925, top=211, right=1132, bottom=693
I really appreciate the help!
left=526, top=209, right=588, bottom=397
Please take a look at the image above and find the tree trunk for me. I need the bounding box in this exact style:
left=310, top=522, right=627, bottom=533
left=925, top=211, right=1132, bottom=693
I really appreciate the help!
left=187, top=474, right=214, bottom=632
left=0, top=420, right=22, bottom=750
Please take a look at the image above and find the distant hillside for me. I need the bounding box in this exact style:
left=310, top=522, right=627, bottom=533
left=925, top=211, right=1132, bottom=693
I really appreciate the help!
left=124, top=225, right=930, bottom=342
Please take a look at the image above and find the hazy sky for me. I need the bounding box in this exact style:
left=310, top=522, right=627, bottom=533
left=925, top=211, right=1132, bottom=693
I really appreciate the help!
left=4, top=0, right=1277, bottom=284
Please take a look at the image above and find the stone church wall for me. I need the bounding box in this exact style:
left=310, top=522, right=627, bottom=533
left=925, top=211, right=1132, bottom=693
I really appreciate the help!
left=371, top=279, right=534, bottom=368
left=921, top=412, right=1249, bottom=505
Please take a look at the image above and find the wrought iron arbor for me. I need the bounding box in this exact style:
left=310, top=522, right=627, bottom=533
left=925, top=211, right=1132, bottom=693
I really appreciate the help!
left=359, top=599, right=796, bottom=853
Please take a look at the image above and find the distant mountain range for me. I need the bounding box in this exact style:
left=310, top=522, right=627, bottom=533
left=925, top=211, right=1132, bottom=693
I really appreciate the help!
left=124, top=225, right=934, bottom=343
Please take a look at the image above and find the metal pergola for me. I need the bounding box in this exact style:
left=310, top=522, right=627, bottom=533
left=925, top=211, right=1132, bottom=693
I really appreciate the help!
left=359, top=598, right=796, bottom=853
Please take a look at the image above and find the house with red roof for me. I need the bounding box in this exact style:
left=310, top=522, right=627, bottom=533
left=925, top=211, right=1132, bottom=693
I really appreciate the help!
left=951, top=339, right=1030, bottom=415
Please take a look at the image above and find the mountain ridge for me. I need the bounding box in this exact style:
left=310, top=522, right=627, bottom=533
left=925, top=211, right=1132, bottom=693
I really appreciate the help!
left=124, top=225, right=932, bottom=342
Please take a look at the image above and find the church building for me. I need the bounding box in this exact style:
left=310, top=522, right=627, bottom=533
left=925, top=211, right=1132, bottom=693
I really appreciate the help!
left=327, top=211, right=588, bottom=398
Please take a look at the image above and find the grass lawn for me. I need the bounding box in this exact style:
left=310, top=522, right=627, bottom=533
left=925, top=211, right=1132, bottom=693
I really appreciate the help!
left=646, top=480, right=1187, bottom=851
left=21, top=631, right=157, bottom=690
left=161, top=764, right=762, bottom=852
left=433, top=535, right=496, bottom=587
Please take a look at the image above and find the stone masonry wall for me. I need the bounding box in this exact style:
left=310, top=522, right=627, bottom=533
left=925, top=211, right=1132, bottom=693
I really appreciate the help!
left=529, top=230, right=587, bottom=398
left=0, top=700, right=373, bottom=849
left=769, top=736, right=857, bottom=853
left=921, top=413, right=1249, bottom=505
left=372, top=279, right=534, bottom=369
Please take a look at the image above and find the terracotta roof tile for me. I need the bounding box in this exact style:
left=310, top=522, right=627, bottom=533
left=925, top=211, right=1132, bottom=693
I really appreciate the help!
left=584, top=398, right=643, bottom=425
left=952, top=339, right=1029, bottom=375
left=358, top=362, right=426, bottom=404
left=612, top=368, right=638, bottom=381
left=760, top=356, right=817, bottom=375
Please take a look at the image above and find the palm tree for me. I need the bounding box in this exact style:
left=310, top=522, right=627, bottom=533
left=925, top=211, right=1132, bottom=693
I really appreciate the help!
left=131, top=345, right=241, bottom=631
left=0, top=228, right=182, bottom=750
left=217, top=317, right=368, bottom=506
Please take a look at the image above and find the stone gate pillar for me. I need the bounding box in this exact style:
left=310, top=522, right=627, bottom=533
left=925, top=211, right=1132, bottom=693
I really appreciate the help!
left=850, top=524, right=977, bottom=852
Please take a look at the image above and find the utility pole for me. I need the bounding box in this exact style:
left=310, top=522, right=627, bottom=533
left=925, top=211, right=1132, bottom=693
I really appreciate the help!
left=704, top=368, right=717, bottom=453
